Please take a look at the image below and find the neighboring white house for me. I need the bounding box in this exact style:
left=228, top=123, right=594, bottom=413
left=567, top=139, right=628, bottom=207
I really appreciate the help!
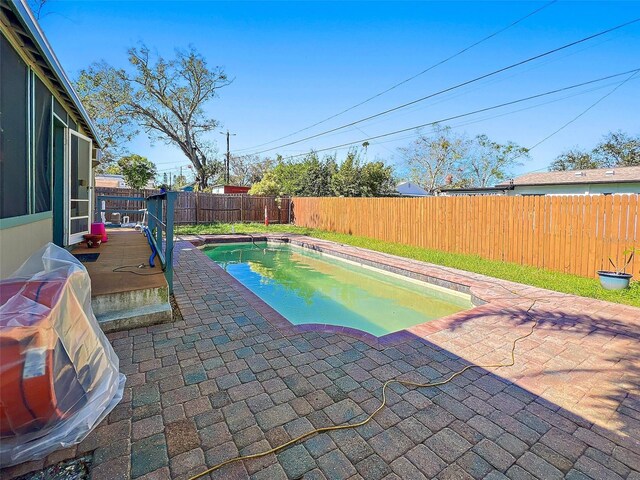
left=0, top=0, right=102, bottom=277
left=95, top=174, right=127, bottom=189
left=94, top=174, right=155, bottom=189
left=396, top=181, right=430, bottom=197
left=495, top=166, right=640, bottom=196
left=438, top=166, right=640, bottom=197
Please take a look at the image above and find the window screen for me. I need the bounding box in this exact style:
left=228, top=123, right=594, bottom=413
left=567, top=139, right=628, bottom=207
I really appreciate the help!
left=34, top=75, right=53, bottom=213
left=53, top=97, right=67, bottom=123
left=0, top=34, right=29, bottom=219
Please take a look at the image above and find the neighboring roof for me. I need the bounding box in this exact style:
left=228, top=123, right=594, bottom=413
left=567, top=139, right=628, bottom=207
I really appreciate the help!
left=94, top=174, right=154, bottom=189
left=496, top=166, right=640, bottom=187
left=0, top=0, right=102, bottom=147
left=438, top=186, right=511, bottom=193
left=396, top=181, right=430, bottom=196
left=94, top=177, right=124, bottom=188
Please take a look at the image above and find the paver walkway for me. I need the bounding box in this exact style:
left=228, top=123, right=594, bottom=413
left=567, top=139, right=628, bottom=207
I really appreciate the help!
left=3, top=236, right=639, bottom=480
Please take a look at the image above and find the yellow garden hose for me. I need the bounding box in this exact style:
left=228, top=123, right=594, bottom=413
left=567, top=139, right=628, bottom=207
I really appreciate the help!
left=188, top=311, right=538, bottom=480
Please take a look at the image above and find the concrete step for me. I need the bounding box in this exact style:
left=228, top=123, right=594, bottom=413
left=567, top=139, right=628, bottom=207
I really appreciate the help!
left=96, top=302, right=173, bottom=333
left=92, top=285, right=169, bottom=316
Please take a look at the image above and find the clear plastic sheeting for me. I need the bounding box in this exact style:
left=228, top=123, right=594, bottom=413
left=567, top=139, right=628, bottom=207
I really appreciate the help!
left=0, top=243, right=125, bottom=467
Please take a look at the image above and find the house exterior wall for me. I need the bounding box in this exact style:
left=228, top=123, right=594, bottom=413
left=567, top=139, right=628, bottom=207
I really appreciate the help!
left=507, top=182, right=640, bottom=196
left=0, top=216, right=52, bottom=278
left=211, top=185, right=251, bottom=194
left=1, top=22, right=99, bottom=271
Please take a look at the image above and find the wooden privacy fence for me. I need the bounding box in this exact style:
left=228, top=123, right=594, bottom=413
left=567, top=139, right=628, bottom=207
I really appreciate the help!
left=292, top=195, right=640, bottom=279
left=95, top=187, right=291, bottom=225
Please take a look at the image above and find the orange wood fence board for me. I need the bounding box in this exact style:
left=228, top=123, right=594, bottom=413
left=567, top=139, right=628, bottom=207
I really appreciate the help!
left=292, top=195, right=640, bottom=279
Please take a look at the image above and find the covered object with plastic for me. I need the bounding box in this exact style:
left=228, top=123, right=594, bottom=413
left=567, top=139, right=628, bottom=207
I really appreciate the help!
left=0, top=243, right=125, bottom=466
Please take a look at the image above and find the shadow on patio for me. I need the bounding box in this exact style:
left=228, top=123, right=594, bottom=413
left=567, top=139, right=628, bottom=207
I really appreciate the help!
left=1, top=241, right=639, bottom=480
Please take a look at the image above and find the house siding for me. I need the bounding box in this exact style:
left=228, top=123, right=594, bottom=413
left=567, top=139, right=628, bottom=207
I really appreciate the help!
left=0, top=216, right=52, bottom=278
left=508, top=182, right=640, bottom=196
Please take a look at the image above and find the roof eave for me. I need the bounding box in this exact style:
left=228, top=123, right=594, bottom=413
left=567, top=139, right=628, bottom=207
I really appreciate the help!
left=9, top=0, right=103, bottom=148
left=499, top=179, right=640, bottom=187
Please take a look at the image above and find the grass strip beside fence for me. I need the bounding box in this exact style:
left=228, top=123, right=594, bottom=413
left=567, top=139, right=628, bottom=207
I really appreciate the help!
left=176, top=222, right=640, bottom=308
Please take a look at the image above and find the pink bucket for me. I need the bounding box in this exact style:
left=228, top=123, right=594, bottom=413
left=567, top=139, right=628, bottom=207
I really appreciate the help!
left=91, top=222, right=108, bottom=243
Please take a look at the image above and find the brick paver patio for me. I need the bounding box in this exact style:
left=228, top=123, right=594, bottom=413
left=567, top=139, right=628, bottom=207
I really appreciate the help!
left=3, top=235, right=639, bottom=480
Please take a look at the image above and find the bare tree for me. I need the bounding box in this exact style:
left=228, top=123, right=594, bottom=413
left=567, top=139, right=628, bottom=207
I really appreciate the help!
left=399, top=125, right=469, bottom=192
left=28, top=0, right=47, bottom=19
left=75, top=63, right=136, bottom=170
left=75, top=45, right=231, bottom=188
left=229, top=155, right=274, bottom=186
left=465, top=134, right=528, bottom=187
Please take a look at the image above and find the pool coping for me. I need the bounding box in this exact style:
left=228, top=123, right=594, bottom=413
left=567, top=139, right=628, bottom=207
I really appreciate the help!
left=181, top=233, right=563, bottom=347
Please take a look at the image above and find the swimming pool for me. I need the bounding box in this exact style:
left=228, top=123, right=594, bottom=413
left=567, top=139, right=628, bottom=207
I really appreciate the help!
left=204, top=242, right=473, bottom=337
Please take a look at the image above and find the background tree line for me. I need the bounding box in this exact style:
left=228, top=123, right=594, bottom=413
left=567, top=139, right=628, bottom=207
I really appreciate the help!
left=247, top=151, right=396, bottom=197
left=549, top=131, right=640, bottom=171
left=399, top=124, right=529, bottom=192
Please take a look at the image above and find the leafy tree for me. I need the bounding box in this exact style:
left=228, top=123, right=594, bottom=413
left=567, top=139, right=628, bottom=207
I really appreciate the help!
left=173, top=174, right=188, bottom=189
left=593, top=131, right=640, bottom=167
left=103, top=163, right=122, bottom=175
left=299, top=154, right=336, bottom=196
left=360, top=161, right=396, bottom=196
left=248, top=171, right=281, bottom=196
left=331, top=152, right=363, bottom=196
left=270, top=161, right=308, bottom=195
left=76, top=44, right=231, bottom=188
left=118, top=154, right=157, bottom=189
left=464, top=134, right=528, bottom=187
left=248, top=150, right=394, bottom=197
left=399, top=124, right=469, bottom=192
left=549, top=148, right=601, bottom=171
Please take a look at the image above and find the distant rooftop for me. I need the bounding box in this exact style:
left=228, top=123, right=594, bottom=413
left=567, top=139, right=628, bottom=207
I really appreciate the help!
left=497, top=166, right=640, bottom=187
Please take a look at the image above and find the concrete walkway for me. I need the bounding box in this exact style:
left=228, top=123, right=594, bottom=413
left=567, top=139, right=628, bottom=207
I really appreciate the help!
left=3, top=236, right=639, bottom=480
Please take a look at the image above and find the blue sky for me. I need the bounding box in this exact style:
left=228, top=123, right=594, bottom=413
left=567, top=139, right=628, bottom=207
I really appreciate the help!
left=38, top=1, right=640, bottom=181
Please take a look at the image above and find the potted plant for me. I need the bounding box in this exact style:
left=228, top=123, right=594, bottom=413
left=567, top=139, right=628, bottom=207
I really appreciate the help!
left=597, top=248, right=637, bottom=290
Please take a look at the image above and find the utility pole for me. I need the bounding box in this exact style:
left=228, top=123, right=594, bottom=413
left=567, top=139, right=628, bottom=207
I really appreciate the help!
left=220, top=130, right=236, bottom=184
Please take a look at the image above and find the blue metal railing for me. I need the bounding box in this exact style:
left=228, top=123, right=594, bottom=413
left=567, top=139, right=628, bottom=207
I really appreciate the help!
left=146, top=192, right=177, bottom=294
left=95, top=192, right=177, bottom=293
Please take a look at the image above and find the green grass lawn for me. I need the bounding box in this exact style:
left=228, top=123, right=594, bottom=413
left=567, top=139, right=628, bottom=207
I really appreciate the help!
left=176, top=222, right=640, bottom=308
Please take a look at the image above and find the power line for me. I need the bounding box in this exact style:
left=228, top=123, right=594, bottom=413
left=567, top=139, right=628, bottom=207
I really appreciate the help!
left=237, top=1, right=557, bottom=152
left=266, top=77, right=638, bottom=163
left=274, top=68, right=640, bottom=161
left=506, top=69, right=640, bottom=177
left=244, top=18, right=640, bottom=156
left=528, top=70, right=640, bottom=152
left=154, top=67, right=636, bottom=175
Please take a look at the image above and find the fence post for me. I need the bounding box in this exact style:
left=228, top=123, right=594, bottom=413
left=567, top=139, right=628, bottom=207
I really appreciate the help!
left=195, top=191, right=200, bottom=225
left=241, top=195, right=244, bottom=223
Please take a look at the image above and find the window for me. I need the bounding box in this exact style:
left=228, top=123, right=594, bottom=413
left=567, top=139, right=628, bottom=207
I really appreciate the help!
left=0, top=33, right=29, bottom=219
left=0, top=33, right=57, bottom=220
left=34, top=74, right=53, bottom=213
